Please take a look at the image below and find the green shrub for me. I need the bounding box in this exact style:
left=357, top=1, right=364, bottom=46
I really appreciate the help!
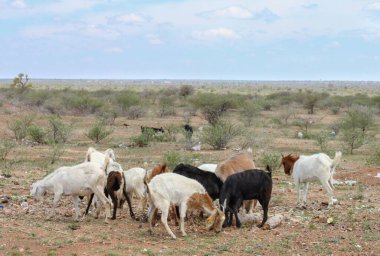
left=131, top=134, right=150, bottom=147
left=241, top=101, right=261, bottom=126
left=64, top=95, right=103, bottom=114
left=340, top=105, right=374, bottom=154
left=200, top=121, right=243, bottom=150
left=162, top=151, right=192, bottom=169
left=189, top=93, right=240, bottom=125
left=313, top=131, right=330, bottom=153
left=0, top=140, right=16, bottom=169
left=47, top=115, right=73, bottom=144
left=117, top=92, right=140, bottom=111
left=7, top=115, right=35, bottom=141
left=260, top=152, right=280, bottom=172
left=28, top=125, right=47, bottom=144
left=125, top=105, right=145, bottom=119
left=158, top=97, right=176, bottom=117
left=179, top=85, right=194, bottom=98
left=48, top=144, right=65, bottom=165
left=86, top=121, right=113, bottom=143
left=367, top=147, right=380, bottom=166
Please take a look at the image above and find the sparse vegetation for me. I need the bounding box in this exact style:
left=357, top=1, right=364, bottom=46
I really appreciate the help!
left=200, top=121, right=243, bottom=150
left=86, top=121, right=113, bottom=143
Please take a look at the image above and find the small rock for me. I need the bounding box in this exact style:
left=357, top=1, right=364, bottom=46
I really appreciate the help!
left=0, top=195, right=9, bottom=204
left=327, top=217, right=334, bottom=224
left=20, top=202, right=28, bottom=208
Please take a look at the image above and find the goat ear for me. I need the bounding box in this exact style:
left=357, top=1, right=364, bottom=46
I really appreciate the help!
left=221, top=199, right=227, bottom=214
left=103, top=156, right=110, bottom=174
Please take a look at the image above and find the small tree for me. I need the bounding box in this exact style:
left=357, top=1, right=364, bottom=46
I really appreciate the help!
left=313, top=131, right=330, bottom=153
left=340, top=105, right=374, bottom=154
left=8, top=115, right=35, bottom=141
left=179, top=85, right=194, bottom=98
left=303, top=91, right=325, bottom=114
left=11, top=73, right=32, bottom=92
left=0, top=140, right=16, bottom=169
left=47, top=115, right=74, bottom=144
left=189, top=93, right=237, bottom=125
left=86, top=121, right=113, bottom=143
left=200, top=121, right=242, bottom=150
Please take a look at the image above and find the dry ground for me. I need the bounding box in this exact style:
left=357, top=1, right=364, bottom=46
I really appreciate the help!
left=0, top=97, right=380, bottom=256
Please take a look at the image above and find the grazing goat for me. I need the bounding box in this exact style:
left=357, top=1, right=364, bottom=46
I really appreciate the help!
left=183, top=124, right=193, bottom=137
left=215, top=148, right=257, bottom=213
left=123, top=163, right=169, bottom=220
left=215, top=148, right=255, bottom=182
left=280, top=151, right=342, bottom=208
left=197, top=164, right=217, bottom=173
left=173, top=164, right=222, bottom=201
left=85, top=157, right=134, bottom=220
left=220, top=166, right=273, bottom=228
left=30, top=162, right=112, bottom=222
left=141, top=126, right=164, bottom=134
left=145, top=173, right=225, bottom=239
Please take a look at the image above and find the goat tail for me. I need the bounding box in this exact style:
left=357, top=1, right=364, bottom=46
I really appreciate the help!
left=331, top=151, right=342, bottom=171
left=143, top=170, right=150, bottom=194
left=85, top=147, right=96, bottom=162
left=266, top=165, right=273, bottom=178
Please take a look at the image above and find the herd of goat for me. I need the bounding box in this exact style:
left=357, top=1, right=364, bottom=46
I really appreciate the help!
left=30, top=142, right=342, bottom=239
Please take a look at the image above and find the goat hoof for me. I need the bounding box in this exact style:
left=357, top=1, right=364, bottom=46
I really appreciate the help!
left=257, top=224, right=263, bottom=228
left=111, top=217, right=116, bottom=220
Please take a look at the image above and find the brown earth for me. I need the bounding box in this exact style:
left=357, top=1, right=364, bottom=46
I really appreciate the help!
left=0, top=106, right=380, bottom=256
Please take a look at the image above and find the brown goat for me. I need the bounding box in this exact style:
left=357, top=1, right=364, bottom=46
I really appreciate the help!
left=215, top=149, right=257, bottom=213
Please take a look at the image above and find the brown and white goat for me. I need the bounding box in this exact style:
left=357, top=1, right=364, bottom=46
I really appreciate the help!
left=280, top=152, right=342, bottom=208
left=145, top=173, right=225, bottom=239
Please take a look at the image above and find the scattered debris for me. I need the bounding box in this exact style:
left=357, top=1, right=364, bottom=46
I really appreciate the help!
left=375, top=173, right=380, bottom=178
left=327, top=217, right=335, bottom=224
left=0, top=195, right=9, bottom=204
left=191, top=142, right=201, bottom=151
left=333, top=179, right=357, bottom=186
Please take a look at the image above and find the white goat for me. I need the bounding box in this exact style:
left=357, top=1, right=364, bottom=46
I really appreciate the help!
left=85, top=147, right=116, bottom=165
left=123, top=163, right=168, bottom=220
left=280, top=151, right=342, bottom=208
left=30, top=162, right=112, bottom=222
left=146, top=173, right=225, bottom=239
left=84, top=147, right=116, bottom=212
left=197, top=164, right=217, bottom=173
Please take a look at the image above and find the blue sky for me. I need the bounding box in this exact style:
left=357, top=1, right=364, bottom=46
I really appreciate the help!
left=1, top=0, right=380, bottom=80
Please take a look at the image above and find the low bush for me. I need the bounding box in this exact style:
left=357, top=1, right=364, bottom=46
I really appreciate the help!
left=47, top=115, right=74, bottom=144
left=260, top=152, right=280, bottom=172
left=0, top=140, right=16, bottom=169
left=8, top=115, right=35, bottom=141
left=200, top=121, right=243, bottom=150
left=28, top=125, right=47, bottom=144
left=126, top=105, right=145, bottom=120
left=130, top=134, right=150, bottom=147
left=162, top=151, right=192, bottom=169
left=86, top=121, right=113, bottom=143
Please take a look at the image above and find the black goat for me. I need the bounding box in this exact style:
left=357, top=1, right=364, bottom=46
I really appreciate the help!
left=141, top=126, right=164, bottom=134
left=219, top=166, right=272, bottom=228
left=173, top=163, right=223, bottom=201
left=183, top=124, right=193, bottom=137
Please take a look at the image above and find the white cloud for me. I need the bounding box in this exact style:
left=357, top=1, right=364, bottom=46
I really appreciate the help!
left=11, top=0, right=27, bottom=9
left=116, top=13, right=146, bottom=24
left=368, top=2, right=380, bottom=10
left=201, top=6, right=253, bottom=19
left=146, top=34, right=163, bottom=45
left=192, top=28, right=240, bottom=40
left=105, top=47, right=124, bottom=53
left=327, top=41, right=341, bottom=48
